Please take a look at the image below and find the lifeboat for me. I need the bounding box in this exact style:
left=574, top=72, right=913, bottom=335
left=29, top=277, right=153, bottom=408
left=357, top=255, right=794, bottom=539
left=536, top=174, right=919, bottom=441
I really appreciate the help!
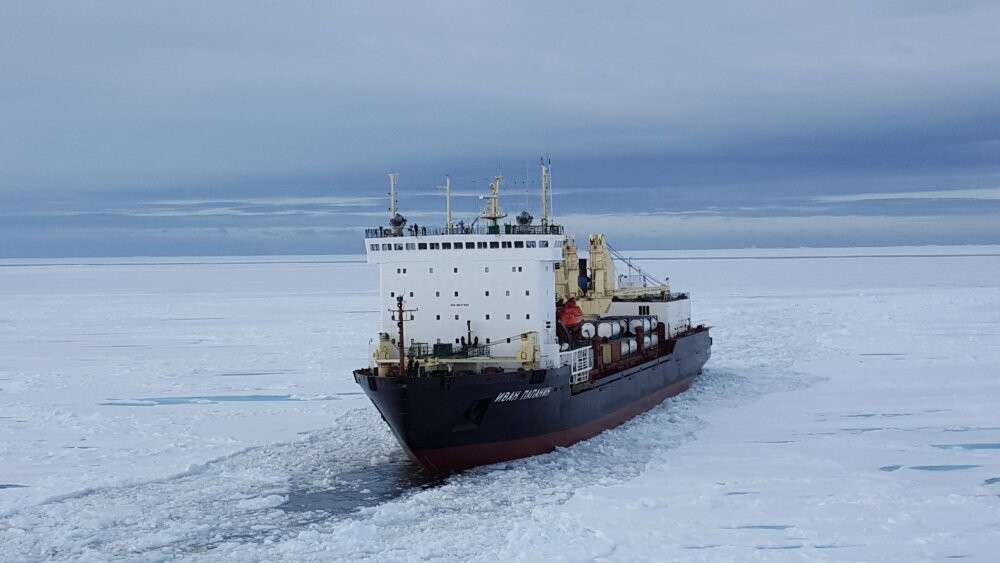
left=557, top=298, right=584, bottom=328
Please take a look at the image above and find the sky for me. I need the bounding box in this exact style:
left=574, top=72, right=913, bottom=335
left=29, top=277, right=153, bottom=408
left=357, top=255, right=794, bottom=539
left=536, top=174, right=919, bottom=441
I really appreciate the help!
left=2, top=1, right=999, bottom=257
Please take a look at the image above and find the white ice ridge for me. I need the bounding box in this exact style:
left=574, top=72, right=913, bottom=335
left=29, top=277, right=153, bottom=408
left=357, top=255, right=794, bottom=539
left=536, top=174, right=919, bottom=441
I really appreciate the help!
left=1, top=248, right=999, bottom=561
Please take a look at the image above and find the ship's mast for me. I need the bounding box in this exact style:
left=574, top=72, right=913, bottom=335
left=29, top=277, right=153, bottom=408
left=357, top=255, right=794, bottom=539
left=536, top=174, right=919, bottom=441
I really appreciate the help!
left=480, top=175, right=507, bottom=227
left=391, top=296, right=416, bottom=375
left=540, top=160, right=550, bottom=227
left=388, top=172, right=399, bottom=219
left=439, top=175, right=453, bottom=233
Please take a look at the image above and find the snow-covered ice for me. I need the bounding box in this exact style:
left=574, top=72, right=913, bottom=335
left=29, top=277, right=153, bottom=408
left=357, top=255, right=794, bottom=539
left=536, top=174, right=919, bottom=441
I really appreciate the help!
left=1, top=248, right=998, bottom=561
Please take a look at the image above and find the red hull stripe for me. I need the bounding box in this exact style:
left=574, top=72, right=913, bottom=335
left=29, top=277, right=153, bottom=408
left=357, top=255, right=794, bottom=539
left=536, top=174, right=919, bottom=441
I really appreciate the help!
left=410, top=375, right=697, bottom=472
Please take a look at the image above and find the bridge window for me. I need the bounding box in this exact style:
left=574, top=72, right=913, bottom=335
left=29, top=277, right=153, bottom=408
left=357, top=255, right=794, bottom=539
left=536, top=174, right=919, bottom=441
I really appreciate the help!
left=405, top=243, right=416, bottom=250
left=429, top=243, right=440, bottom=249
left=539, top=240, right=549, bottom=248
left=514, top=241, right=524, bottom=248
left=465, top=242, right=475, bottom=249
left=370, top=244, right=379, bottom=251
left=382, top=244, right=391, bottom=250
left=490, top=241, right=500, bottom=248
left=418, top=243, right=428, bottom=250
left=442, top=242, right=452, bottom=249
left=394, top=243, right=403, bottom=250
left=477, top=242, right=487, bottom=249
left=502, top=241, right=512, bottom=248
left=526, top=241, right=536, bottom=248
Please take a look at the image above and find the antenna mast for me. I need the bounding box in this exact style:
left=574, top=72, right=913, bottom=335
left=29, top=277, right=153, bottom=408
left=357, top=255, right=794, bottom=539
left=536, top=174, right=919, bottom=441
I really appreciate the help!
left=438, top=175, right=453, bottom=233
left=388, top=172, right=399, bottom=218
left=540, top=159, right=550, bottom=226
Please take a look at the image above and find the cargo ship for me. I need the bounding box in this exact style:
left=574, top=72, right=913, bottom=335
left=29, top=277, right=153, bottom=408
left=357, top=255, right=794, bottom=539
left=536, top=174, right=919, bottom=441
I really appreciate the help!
left=353, top=163, right=712, bottom=472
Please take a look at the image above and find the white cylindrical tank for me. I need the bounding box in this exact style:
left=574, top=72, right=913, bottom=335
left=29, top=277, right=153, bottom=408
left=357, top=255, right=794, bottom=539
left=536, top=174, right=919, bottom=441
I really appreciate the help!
left=651, top=334, right=659, bottom=347
left=581, top=322, right=596, bottom=339
left=643, top=335, right=651, bottom=350
left=597, top=321, right=613, bottom=339
left=628, top=318, right=644, bottom=335
left=597, top=320, right=624, bottom=339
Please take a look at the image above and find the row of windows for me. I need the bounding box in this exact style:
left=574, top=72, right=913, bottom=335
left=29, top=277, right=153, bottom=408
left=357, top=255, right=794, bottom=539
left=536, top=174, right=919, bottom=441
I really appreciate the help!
left=432, top=314, right=530, bottom=320
left=389, top=290, right=531, bottom=298
left=397, top=266, right=525, bottom=274
left=384, top=312, right=532, bottom=322
left=373, top=240, right=550, bottom=251
left=392, top=337, right=502, bottom=345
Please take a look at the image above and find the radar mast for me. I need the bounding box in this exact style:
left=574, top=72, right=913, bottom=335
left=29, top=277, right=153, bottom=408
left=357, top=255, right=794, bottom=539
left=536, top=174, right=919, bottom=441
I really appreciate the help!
left=480, top=175, right=507, bottom=227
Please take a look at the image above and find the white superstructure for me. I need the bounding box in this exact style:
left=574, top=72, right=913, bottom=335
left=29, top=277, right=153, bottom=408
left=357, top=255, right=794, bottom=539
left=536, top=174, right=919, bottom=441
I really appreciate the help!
left=366, top=227, right=566, bottom=369
left=362, top=164, right=693, bottom=378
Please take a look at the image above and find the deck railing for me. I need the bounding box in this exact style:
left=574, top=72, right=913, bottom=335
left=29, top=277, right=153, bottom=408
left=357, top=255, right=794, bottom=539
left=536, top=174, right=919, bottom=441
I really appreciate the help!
left=561, top=346, right=594, bottom=384
left=365, top=224, right=563, bottom=238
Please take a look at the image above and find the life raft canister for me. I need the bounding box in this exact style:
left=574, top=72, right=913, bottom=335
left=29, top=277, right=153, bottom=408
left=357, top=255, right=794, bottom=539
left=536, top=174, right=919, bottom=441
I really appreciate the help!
left=557, top=298, right=584, bottom=328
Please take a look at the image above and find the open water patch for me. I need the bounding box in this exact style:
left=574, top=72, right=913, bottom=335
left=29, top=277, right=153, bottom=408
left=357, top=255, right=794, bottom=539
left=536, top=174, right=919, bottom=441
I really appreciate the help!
left=101, top=392, right=361, bottom=406
left=932, top=443, right=1000, bottom=450
left=281, top=458, right=448, bottom=515
left=215, top=370, right=293, bottom=377
left=879, top=465, right=903, bottom=472
left=0, top=484, right=26, bottom=489
left=100, top=395, right=299, bottom=406
left=910, top=465, right=982, bottom=472
left=734, top=524, right=793, bottom=530
left=845, top=412, right=912, bottom=419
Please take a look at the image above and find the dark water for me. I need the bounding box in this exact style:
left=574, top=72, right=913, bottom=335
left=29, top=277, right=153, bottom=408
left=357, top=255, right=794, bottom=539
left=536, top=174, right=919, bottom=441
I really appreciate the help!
left=280, top=458, right=449, bottom=515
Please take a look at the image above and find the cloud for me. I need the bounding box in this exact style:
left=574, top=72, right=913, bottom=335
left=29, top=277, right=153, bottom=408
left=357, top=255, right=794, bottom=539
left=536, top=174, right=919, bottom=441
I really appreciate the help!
left=3, top=2, right=1000, bottom=195
left=814, top=187, right=1000, bottom=203
left=3, top=2, right=1000, bottom=256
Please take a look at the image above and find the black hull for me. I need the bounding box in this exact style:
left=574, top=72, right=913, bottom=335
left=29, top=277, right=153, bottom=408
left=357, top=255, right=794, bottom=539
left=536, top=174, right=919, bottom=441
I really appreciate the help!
left=354, top=328, right=711, bottom=472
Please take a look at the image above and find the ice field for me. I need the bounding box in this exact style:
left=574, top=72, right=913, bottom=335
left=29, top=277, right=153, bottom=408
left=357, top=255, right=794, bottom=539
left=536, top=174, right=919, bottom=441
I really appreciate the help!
left=1, top=247, right=999, bottom=561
